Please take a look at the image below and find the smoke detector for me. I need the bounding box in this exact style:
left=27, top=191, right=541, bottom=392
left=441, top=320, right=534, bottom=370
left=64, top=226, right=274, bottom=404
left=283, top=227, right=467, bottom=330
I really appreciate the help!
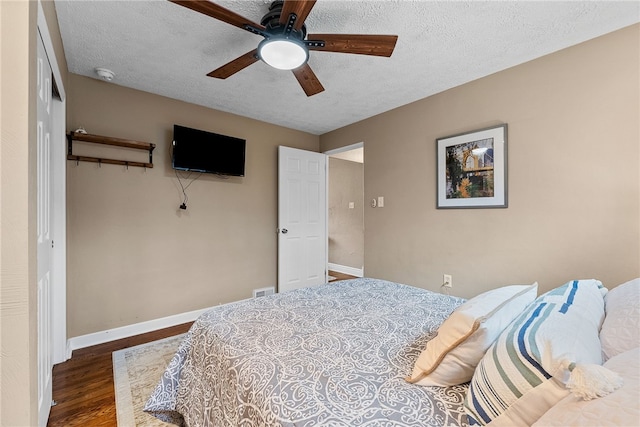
left=95, top=67, right=115, bottom=82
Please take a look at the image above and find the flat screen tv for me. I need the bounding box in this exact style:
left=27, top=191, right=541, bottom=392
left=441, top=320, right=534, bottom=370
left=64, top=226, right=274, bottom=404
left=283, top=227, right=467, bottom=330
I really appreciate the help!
left=172, top=124, right=246, bottom=177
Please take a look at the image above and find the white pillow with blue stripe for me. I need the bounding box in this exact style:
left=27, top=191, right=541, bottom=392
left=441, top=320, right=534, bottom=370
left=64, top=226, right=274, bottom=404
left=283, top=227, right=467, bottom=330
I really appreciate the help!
left=464, top=279, right=607, bottom=426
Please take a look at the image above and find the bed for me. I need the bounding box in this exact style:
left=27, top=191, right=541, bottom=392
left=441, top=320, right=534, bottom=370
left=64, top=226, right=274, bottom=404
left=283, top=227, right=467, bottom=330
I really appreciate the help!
left=144, top=278, right=469, bottom=426
left=145, top=276, right=640, bottom=427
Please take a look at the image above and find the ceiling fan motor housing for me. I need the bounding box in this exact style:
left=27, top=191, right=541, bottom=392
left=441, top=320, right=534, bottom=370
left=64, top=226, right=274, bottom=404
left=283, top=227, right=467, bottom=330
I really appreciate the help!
left=261, top=0, right=307, bottom=41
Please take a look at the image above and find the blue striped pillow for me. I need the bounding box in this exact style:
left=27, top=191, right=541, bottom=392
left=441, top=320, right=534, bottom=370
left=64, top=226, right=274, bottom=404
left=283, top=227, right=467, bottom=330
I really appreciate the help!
left=464, top=279, right=606, bottom=426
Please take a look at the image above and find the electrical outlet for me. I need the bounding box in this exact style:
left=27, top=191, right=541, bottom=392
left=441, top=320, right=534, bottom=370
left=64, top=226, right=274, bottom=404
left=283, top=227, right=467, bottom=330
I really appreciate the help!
left=443, top=274, right=453, bottom=288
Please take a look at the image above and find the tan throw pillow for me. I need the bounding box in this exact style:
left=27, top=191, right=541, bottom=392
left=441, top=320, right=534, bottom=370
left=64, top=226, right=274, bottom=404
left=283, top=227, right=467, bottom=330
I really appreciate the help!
left=407, top=282, right=537, bottom=386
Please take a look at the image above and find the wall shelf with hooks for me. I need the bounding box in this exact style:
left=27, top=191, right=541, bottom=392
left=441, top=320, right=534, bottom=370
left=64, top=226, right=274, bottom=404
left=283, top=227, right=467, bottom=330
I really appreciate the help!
left=67, top=131, right=155, bottom=168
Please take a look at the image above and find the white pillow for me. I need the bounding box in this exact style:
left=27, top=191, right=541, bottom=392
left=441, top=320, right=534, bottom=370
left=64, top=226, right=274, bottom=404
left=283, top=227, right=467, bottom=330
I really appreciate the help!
left=532, top=347, right=640, bottom=426
left=600, top=278, right=640, bottom=361
left=407, top=283, right=537, bottom=386
left=464, top=279, right=607, bottom=426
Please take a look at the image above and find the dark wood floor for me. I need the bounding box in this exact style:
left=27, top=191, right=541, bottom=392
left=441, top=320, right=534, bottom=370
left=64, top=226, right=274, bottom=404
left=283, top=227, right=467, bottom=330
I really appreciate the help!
left=328, top=270, right=358, bottom=282
left=47, top=272, right=357, bottom=426
left=47, top=322, right=193, bottom=426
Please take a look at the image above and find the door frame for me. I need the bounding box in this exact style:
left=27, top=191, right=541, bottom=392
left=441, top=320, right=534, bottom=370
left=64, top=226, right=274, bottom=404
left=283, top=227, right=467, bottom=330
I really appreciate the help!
left=324, top=142, right=364, bottom=158
left=37, top=1, right=67, bottom=365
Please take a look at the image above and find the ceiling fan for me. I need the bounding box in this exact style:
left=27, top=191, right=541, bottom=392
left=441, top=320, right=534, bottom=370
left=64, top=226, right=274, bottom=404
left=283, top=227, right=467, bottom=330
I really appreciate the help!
left=169, top=0, right=398, bottom=96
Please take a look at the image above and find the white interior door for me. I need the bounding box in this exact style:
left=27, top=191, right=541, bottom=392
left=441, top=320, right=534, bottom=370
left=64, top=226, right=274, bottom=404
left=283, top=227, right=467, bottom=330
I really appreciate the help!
left=37, top=32, right=54, bottom=427
left=278, top=146, right=327, bottom=293
left=38, top=3, right=68, bottom=366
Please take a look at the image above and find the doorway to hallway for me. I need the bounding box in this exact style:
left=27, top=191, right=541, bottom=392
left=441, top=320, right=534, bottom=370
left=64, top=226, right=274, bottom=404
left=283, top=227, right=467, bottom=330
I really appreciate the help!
left=326, top=143, right=364, bottom=278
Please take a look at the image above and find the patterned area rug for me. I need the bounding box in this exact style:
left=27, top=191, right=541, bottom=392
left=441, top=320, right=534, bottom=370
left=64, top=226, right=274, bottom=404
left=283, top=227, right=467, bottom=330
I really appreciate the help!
left=113, top=334, right=186, bottom=426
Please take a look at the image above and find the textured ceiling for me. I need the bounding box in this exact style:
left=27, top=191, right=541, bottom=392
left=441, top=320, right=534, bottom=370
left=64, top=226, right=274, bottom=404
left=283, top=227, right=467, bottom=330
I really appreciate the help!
left=54, top=1, right=639, bottom=135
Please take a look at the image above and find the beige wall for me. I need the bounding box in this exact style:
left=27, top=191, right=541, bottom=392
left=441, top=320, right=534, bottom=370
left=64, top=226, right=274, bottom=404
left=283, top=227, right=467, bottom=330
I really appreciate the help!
left=0, top=1, right=39, bottom=425
left=66, top=74, right=319, bottom=337
left=328, top=158, right=364, bottom=270
left=321, top=24, right=640, bottom=298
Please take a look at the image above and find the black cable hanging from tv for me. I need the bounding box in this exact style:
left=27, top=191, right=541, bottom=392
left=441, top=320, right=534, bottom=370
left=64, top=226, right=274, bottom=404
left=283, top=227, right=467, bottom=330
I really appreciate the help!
left=175, top=169, right=201, bottom=210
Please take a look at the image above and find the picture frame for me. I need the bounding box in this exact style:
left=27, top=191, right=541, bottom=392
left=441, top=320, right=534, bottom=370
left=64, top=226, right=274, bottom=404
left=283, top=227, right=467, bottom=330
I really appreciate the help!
left=436, top=124, right=507, bottom=209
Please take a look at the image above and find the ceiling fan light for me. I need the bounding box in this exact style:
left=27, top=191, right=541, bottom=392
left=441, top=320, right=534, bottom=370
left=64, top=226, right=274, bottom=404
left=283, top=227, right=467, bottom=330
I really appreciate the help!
left=259, top=39, right=308, bottom=70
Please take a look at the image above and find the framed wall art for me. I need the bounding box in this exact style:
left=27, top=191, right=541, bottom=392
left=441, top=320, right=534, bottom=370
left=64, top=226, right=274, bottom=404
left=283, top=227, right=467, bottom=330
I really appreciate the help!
left=436, top=124, right=507, bottom=209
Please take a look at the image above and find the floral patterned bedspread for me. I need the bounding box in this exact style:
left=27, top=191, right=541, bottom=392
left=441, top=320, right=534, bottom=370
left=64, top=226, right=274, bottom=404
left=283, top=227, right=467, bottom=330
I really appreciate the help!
left=144, top=278, right=468, bottom=426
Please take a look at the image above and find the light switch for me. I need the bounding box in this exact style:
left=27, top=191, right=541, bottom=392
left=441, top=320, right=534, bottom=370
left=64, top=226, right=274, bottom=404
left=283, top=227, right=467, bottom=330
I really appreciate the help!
left=348, top=202, right=355, bottom=209
left=377, top=196, right=384, bottom=208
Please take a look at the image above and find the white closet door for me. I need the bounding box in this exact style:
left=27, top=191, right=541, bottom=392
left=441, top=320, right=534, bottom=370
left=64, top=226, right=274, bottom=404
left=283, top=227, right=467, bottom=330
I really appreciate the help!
left=36, top=31, right=54, bottom=427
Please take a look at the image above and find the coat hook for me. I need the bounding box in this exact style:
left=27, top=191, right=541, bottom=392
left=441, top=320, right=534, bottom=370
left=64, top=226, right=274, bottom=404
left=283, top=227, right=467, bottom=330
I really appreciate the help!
left=125, top=161, right=129, bottom=170
left=98, top=159, right=101, bottom=168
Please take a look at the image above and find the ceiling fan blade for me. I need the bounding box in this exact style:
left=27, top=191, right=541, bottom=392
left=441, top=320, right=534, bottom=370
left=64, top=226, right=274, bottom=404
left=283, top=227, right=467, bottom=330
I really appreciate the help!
left=279, top=0, right=317, bottom=30
left=169, top=0, right=265, bottom=33
left=307, top=34, right=398, bottom=57
left=292, top=64, right=324, bottom=97
left=207, top=49, right=259, bottom=79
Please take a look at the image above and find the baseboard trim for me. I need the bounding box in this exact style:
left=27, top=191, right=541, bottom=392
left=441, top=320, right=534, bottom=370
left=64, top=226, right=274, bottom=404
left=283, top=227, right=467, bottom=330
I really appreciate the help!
left=328, top=263, right=364, bottom=278
left=66, top=306, right=211, bottom=354
left=66, top=266, right=362, bottom=354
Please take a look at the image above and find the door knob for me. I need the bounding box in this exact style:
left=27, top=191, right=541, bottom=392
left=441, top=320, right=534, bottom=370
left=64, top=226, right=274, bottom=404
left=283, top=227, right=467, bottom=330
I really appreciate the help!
left=281, top=228, right=288, bottom=234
